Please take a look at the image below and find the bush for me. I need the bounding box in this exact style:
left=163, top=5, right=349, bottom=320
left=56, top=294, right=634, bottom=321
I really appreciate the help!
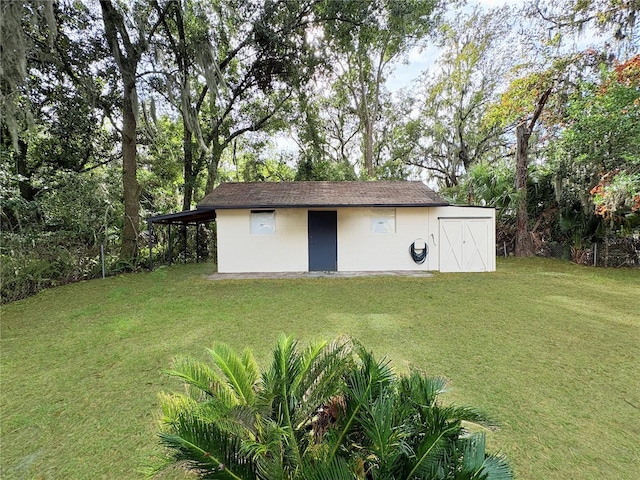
left=155, top=335, right=512, bottom=480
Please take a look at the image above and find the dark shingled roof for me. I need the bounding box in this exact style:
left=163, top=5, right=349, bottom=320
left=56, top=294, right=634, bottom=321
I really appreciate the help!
left=197, top=181, right=448, bottom=210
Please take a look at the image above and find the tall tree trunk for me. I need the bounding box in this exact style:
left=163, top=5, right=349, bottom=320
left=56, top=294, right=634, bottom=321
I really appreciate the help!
left=182, top=126, right=195, bottom=210
left=100, top=0, right=167, bottom=263
left=363, top=115, right=374, bottom=177
left=121, top=79, right=140, bottom=260
left=206, top=142, right=223, bottom=194
left=515, top=123, right=533, bottom=257
left=514, top=86, right=553, bottom=257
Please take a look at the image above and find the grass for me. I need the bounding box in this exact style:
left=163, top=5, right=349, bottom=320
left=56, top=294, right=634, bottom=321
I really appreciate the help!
left=1, top=257, right=638, bottom=479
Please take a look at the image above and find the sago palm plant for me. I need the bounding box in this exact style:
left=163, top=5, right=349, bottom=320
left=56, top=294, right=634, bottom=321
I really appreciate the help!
left=156, top=335, right=512, bottom=480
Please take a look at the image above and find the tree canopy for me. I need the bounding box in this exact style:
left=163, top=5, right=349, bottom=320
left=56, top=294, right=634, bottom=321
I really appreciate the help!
left=2, top=0, right=639, bottom=301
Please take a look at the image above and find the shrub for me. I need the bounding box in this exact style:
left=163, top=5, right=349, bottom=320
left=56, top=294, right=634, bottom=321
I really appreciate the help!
left=155, top=335, right=512, bottom=480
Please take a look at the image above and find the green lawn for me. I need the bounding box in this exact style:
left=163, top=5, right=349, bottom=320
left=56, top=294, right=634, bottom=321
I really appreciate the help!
left=1, top=258, right=638, bottom=479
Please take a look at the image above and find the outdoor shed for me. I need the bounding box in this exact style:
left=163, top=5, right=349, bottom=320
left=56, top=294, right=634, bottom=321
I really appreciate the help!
left=196, top=181, right=496, bottom=273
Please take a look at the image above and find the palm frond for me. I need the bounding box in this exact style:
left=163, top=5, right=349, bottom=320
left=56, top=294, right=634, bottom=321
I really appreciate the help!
left=241, top=347, right=261, bottom=392
left=479, top=453, right=513, bottom=480
left=356, top=343, right=395, bottom=398
left=293, top=337, right=352, bottom=430
left=208, top=342, right=260, bottom=406
left=403, top=426, right=458, bottom=480
left=158, top=413, right=255, bottom=480
left=196, top=403, right=259, bottom=440
left=443, top=405, right=497, bottom=430
left=165, top=355, right=235, bottom=404
left=263, top=335, right=307, bottom=471
left=292, top=339, right=328, bottom=394
left=358, top=391, right=414, bottom=479
left=358, top=393, right=398, bottom=458
left=399, top=370, right=448, bottom=408
left=458, top=433, right=513, bottom=480
left=303, top=455, right=356, bottom=480
left=159, top=391, right=198, bottom=425
left=327, top=345, right=395, bottom=463
left=460, top=432, right=487, bottom=474
left=265, top=335, right=302, bottom=407
left=242, top=418, right=291, bottom=480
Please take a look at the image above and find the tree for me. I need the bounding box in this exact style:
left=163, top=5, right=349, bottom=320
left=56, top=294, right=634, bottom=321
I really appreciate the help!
left=497, top=0, right=640, bottom=256
left=0, top=1, right=108, bottom=202
left=99, top=0, right=167, bottom=262
left=0, top=0, right=55, bottom=154
left=0, top=1, right=130, bottom=301
left=145, top=0, right=224, bottom=210
left=1, top=0, right=119, bottom=221
left=320, top=0, right=447, bottom=177
left=156, top=335, right=512, bottom=479
left=530, top=0, right=639, bottom=58
left=144, top=0, right=347, bottom=201
left=554, top=54, right=640, bottom=233
left=397, top=6, right=513, bottom=188
left=487, top=28, right=593, bottom=256
left=514, top=84, right=553, bottom=256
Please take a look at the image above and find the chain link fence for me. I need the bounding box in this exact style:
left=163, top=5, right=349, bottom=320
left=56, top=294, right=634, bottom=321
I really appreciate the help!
left=496, top=236, right=640, bottom=267
left=1, top=223, right=218, bottom=304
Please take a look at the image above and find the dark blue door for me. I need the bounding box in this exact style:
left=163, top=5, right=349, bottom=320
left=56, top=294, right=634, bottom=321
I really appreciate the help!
left=308, top=211, right=337, bottom=271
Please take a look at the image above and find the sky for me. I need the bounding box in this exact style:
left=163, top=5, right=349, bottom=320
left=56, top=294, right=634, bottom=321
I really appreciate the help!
left=387, top=0, right=522, bottom=91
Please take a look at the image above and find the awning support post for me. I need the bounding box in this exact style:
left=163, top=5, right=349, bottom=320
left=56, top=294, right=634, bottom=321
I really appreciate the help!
left=196, top=223, right=200, bottom=263
left=148, top=220, right=154, bottom=271
left=168, top=224, right=172, bottom=265
left=183, top=224, right=187, bottom=263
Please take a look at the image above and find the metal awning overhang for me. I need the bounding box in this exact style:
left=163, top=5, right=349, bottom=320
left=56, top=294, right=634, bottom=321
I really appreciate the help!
left=147, top=208, right=216, bottom=225
left=146, top=209, right=216, bottom=271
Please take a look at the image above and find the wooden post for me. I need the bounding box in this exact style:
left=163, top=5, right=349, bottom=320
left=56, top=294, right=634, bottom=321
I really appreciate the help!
left=148, top=220, right=154, bottom=271
left=168, top=223, right=172, bottom=265
left=183, top=224, right=187, bottom=263
left=196, top=223, right=200, bottom=263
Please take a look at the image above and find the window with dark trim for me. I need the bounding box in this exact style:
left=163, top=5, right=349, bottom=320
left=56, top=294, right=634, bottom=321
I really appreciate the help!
left=370, top=209, right=396, bottom=233
left=250, top=210, right=275, bottom=234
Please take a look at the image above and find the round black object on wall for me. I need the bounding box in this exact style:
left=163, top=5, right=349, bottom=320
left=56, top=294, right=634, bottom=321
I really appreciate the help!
left=410, top=240, right=428, bottom=264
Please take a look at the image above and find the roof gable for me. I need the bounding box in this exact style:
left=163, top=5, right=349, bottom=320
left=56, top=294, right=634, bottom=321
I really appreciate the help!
left=197, top=181, right=448, bottom=209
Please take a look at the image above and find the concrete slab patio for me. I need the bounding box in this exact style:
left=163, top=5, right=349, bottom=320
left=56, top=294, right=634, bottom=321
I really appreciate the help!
left=207, top=271, right=434, bottom=280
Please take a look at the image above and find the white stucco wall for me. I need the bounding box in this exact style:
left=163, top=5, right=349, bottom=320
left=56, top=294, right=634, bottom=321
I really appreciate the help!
left=216, top=209, right=308, bottom=273
left=216, top=205, right=495, bottom=273
left=337, top=207, right=431, bottom=271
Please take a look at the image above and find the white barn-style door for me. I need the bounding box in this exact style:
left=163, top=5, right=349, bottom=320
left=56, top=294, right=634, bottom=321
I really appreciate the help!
left=439, top=218, right=492, bottom=272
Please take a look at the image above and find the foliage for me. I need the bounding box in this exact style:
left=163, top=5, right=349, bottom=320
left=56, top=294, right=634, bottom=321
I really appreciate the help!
left=551, top=56, right=640, bottom=233
left=295, top=157, right=358, bottom=181
left=401, top=6, right=513, bottom=187
left=4, top=0, right=640, bottom=303
left=590, top=171, right=640, bottom=222
left=529, top=0, right=639, bottom=58
left=317, top=0, right=448, bottom=177
left=0, top=0, right=55, bottom=150
left=445, top=162, right=558, bottom=255
left=0, top=168, right=122, bottom=303
left=157, top=335, right=512, bottom=480
left=445, top=163, right=516, bottom=214
left=139, top=116, right=186, bottom=216
left=144, top=0, right=318, bottom=201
